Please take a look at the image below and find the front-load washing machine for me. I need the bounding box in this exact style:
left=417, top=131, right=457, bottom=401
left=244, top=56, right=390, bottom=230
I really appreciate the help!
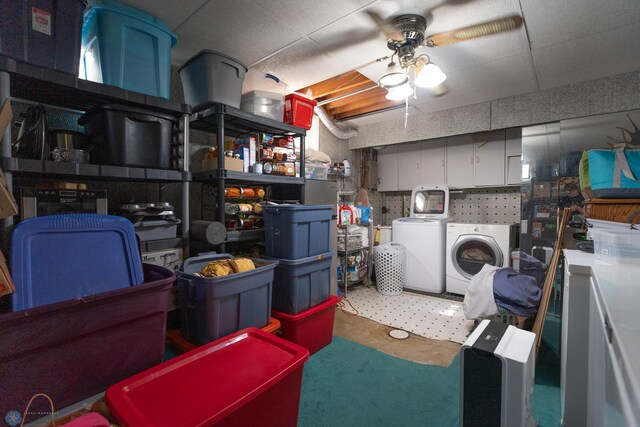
left=446, top=223, right=517, bottom=295
left=392, top=184, right=450, bottom=293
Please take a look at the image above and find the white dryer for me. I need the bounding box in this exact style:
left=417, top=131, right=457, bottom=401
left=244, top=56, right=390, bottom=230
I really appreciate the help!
left=446, top=223, right=517, bottom=295
left=392, top=184, right=450, bottom=293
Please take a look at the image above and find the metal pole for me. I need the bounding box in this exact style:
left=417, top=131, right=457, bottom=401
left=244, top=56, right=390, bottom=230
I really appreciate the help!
left=181, top=114, right=190, bottom=259
left=216, top=113, right=226, bottom=253
left=1, top=71, right=13, bottom=228
left=299, top=134, right=305, bottom=203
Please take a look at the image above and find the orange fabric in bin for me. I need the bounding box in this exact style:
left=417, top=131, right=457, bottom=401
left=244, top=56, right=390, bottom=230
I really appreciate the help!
left=167, top=318, right=280, bottom=354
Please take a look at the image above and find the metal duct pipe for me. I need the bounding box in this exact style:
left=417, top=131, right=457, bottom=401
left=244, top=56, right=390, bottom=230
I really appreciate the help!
left=314, top=106, right=358, bottom=140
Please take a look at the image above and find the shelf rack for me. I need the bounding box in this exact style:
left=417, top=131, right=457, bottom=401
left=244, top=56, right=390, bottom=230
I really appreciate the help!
left=189, top=103, right=307, bottom=252
left=0, top=55, right=191, bottom=251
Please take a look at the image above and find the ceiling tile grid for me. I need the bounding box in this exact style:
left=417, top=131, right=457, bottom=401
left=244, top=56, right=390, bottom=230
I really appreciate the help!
left=532, top=22, right=640, bottom=89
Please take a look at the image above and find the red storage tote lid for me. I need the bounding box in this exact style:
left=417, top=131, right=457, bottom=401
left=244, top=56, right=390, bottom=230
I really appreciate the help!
left=106, top=328, right=309, bottom=427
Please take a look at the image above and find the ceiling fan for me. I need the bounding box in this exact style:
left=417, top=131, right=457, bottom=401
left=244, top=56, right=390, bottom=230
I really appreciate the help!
left=366, top=10, right=523, bottom=100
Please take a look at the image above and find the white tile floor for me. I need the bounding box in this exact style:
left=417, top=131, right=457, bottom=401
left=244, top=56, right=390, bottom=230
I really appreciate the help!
left=343, top=286, right=474, bottom=344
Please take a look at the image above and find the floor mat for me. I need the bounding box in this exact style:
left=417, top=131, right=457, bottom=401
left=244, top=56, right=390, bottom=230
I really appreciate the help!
left=341, top=286, right=474, bottom=344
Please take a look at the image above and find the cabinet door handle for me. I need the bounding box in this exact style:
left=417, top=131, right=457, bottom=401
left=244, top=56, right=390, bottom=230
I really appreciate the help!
left=441, top=159, right=445, bottom=168
left=476, top=155, right=480, bottom=164
left=470, top=157, right=474, bottom=165
left=604, top=314, right=613, bottom=344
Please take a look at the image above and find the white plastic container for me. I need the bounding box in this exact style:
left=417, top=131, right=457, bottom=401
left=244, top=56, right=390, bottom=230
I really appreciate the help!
left=242, top=70, right=287, bottom=95
left=590, top=228, right=640, bottom=264
left=241, top=90, right=285, bottom=121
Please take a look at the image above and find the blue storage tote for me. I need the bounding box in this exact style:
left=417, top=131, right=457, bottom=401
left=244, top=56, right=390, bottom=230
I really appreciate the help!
left=0, top=0, right=86, bottom=75
left=80, top=0, right=177, bottom=99
left=11, top=214, right=144, bottom=311
left=176, top=253, right=277, bottom=345
left=264, top=205, right=332, bottom=259
left=272, top=251, right=334, bottom=315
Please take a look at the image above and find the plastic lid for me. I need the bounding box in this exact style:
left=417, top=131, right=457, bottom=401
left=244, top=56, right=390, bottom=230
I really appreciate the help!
left=106, top=328, right=309, bottom=426
left=179, top=49, right=247, bottom=73
left=86, top=0, right=177, bottom=46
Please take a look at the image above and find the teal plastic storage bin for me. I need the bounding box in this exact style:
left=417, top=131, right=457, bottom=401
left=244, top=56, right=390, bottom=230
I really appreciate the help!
left=176, top=253, right=277, bottom=345
left=80, top=0, right=177, bottom=99
left=272, top=251, right=334, bottom=314
left=264, top=205, right=332, bottom=259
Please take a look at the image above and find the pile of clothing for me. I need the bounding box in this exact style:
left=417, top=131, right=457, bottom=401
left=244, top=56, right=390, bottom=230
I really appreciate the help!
left=463, top=252, right=547, bottom=319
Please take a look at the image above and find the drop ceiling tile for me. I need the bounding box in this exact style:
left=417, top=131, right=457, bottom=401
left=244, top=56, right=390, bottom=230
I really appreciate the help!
left=259, top=0, right=376, bottom=38
left=173, top=0, right=306, bottom=66
left=520, top=0, right=640, bottom=50
left=413, top=79, right=536, bottom=114
left=533, top=22, right=640, bottom=89
left=246, top=38, right=351, bottom=91
left=119, top=0, right=207, bottom=29
left=422, top=54, right=534, bottom=96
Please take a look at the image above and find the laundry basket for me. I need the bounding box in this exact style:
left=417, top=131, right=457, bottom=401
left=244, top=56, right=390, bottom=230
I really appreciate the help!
left=374, top=243, right=405, bottom=296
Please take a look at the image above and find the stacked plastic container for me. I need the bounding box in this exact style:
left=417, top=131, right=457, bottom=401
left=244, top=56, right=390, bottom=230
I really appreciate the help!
left=176, top=253, right=277, bottom=345
left=80, top=0, right=177, bottom=98
left=0, top=214, right=174, bottom=418
left=265, top=204, right=338, bottom=355
left=106, top=328, right=309, bottom=427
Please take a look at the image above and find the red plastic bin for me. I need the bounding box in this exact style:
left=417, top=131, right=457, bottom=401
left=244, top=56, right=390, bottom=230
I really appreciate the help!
left=0, top=264, right=174, bottom=419
left=284, top=93, right=317, bottom=130
left=272, top=295, right=339, bottom=355
left=107, top=328, right=309, bottom=427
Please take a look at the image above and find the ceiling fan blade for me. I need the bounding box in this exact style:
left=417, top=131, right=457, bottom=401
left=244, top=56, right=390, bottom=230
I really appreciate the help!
left=424, top=15, right=523, bottom=47
left=365, top=10, right=405, bottom=42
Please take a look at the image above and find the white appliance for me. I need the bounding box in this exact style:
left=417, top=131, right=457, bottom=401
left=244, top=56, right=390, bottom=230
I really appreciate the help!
left=460, top=319, right=536, bottom=427
left=392, top=184, right=450, bottom=293
left=446, top=223, right=516, bottom=295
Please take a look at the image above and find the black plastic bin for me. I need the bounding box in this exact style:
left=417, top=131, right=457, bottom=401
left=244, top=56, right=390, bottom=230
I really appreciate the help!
left=177, top=253, right=277, bottom=345
left=0, top=0, right=86, bottom=75
left=272, top=251, right=334, bottom=314
left=79, top=105, right=175, bottom=169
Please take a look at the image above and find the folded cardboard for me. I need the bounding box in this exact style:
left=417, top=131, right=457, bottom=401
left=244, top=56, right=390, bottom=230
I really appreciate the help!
left=0, top=169, right=18, bottom=220
left=0, top=249, right=14, bottom=297
left=0, top=99, right=12, bottom=138
left=201, top=156, right=244, bottom=172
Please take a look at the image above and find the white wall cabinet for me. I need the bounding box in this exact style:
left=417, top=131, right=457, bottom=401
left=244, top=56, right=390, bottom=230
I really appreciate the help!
left=377, top=145, right=399, bottom=192
left=474, top=131, right=506, bottom=187
left=446, top=135, right=475, bottom=188
left=397, top=141, right=421, bottom=191
left=376, top=129, right=521, bottom=191
left=420, top=138, right=446, bottom=185
left=506, top=128, right=522, bottom=185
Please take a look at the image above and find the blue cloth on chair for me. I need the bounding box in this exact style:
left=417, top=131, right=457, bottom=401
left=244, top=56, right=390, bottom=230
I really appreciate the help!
left=493, top=267, right=542, bottom=316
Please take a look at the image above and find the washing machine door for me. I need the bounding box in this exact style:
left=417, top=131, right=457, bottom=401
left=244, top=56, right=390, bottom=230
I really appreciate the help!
left=451, top=235, right=504, bottom=279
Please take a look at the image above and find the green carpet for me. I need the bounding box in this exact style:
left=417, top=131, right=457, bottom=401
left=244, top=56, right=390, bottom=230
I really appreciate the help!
left=298, top=316, right=561, bottom=427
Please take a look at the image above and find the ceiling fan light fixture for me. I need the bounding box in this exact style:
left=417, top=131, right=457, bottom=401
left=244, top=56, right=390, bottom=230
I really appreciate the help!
left=414, top=63, right=447, bottom=88
left=378, top=61, right=408, bottom=88
left=385, top=82, right=413, bottom=101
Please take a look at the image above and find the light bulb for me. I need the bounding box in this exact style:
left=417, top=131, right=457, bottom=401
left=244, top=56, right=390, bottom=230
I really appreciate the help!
left=385, top=83, right=413, bottom=101
left=379, top=62, right=409, bottom=88
left=414, top=63, right=447, bottom=88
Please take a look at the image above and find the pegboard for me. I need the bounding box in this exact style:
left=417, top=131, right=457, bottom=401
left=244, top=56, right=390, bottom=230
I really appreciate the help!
left=375, top=187, right=521, bottom=225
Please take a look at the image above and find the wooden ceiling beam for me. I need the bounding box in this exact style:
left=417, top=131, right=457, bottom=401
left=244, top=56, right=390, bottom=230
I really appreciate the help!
left=327, top=92, right=392, bottom=116
left=324, top=87, right=386, bottom=110
left=333, top=100, right=404, bottom=120
left=301, top=70, right=371, bottom=99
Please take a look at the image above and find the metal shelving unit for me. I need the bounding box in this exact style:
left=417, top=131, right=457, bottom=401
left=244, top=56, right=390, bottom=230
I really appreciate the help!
left=0, top=55, right=191, bottom=248
left=189, top=103, right=307, bottom=252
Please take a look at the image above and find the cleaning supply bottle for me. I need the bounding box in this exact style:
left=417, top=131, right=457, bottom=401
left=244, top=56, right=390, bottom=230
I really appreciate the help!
left=343, top=159, right=350, bottom=176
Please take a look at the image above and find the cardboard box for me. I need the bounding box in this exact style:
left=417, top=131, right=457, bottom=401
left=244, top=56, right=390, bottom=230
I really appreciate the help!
left=0, top=168, right=18, bottom=220
left=0, top=249, right=14, bottom=297
left=201, top=156, right=244, bottom=172
left=0, top=99, right=12, bottom=138
left=236, top=136, right=257, bottom=168
left=141, top=248, right=183, bottom=271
